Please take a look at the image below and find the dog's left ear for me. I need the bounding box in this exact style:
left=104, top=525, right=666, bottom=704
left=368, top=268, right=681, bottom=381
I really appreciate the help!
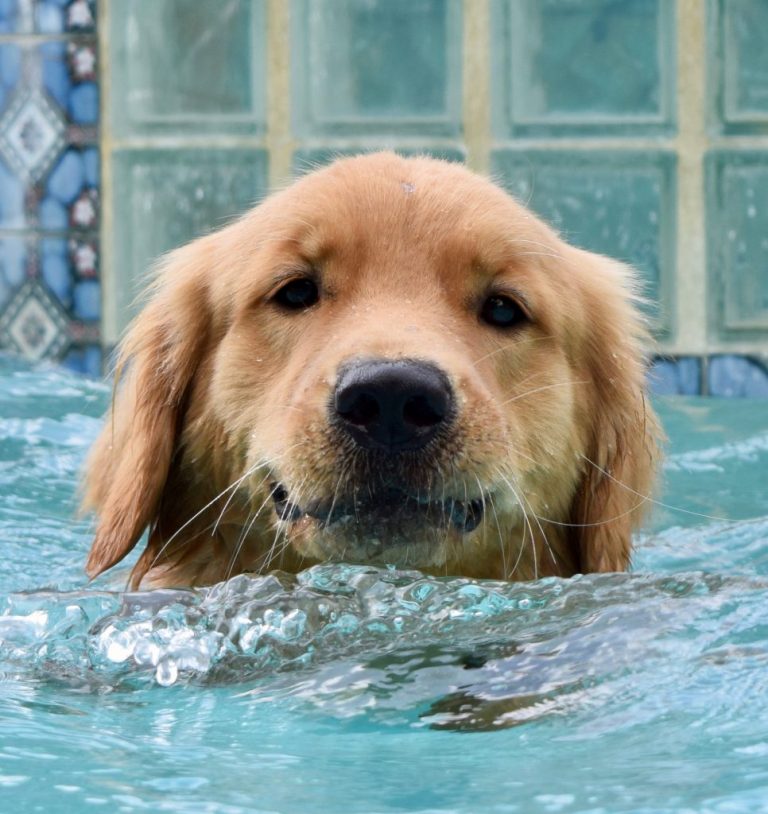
left=567, top=251, right=662, bottom=573
left=81, top=236, right=215, bottom=581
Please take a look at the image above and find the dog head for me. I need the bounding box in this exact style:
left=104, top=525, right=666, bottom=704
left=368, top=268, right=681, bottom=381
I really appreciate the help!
left=83, top=153, right=660, bottom=589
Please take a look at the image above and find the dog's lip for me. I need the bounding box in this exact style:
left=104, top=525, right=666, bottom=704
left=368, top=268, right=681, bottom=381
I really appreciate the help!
left=271, top=483, right=484, bottom=533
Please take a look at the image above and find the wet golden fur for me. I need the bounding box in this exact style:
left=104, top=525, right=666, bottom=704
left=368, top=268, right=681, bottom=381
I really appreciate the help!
left=83, top=153, right=660, bottom=590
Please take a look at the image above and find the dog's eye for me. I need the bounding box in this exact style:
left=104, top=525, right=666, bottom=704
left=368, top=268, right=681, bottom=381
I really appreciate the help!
left=480, top=295, right=527, bottom=329
left=272, top=278, right=319, bottom=311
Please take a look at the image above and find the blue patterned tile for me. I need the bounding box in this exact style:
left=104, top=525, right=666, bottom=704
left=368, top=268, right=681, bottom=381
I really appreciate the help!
left=0, top=43, right=22, bottom=112
left=648, top=357, right=702, bottom=396
left=0, top=0, right=27, bottom=34
left=35, top=0, right=65, bottom=33
left=61, top=343, right=101, bottom=377
left=0, top=87, right=65, bottom=184
left=709, top=355, right=768, bottom=397
left=40, top=40, right=70, bottom=111
left=40, top=236, right=71, bottom=305
left=0, top=145, right=98, bottom=230
left=0, top=41, right=98, bottom=134
left=0, top=277, right=70, bottom=360
left=72, top=278, right=98, bottom=320
left=0, top=236, right=27, bottom=308
left=0, top=157, right=24, bottom=228
left=0, top=233, right=98, bottom=316
left=68, top=79, right=97, bottom=125
left=40, top=147, right=98, bottom=229
left=47, top=147, right=83, bottom=203
left=0, top=0, right=99, bottom=371
left=0, top=1, right=94, bottom=36
left=63, top=0, right=95, bottom=33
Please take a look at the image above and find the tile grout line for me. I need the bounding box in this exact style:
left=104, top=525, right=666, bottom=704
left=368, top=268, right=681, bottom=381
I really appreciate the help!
left=266, top=0, right=295, bottom=190
left=97, top=0, right=117, bottom=348
left=462, top=0, right=490, bottom=174
left=672, top=0, right=708, bottom=356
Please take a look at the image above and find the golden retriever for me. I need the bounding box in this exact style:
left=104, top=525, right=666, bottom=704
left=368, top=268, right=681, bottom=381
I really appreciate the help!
left=83, top=152, right=660, bottom=590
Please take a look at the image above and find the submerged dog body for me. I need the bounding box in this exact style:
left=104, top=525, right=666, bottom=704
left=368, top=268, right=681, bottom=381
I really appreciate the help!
left=83, top=153, right=660, bottom=590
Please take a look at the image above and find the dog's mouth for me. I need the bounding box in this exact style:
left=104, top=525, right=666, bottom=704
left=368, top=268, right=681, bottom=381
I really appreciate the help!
left=271, top=482, right=484, bottom=534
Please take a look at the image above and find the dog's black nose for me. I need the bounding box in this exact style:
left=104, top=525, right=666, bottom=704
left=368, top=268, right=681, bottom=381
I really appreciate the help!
left=333, top=359, right=454, bottom=452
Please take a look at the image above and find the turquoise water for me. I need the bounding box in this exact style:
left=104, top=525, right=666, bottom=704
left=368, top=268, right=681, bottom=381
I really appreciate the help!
left=1, top=358, right=768, bottom=814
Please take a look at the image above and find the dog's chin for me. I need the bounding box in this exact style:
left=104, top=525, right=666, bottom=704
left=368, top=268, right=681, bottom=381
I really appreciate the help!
left=272, top=485, right=485, bottom=568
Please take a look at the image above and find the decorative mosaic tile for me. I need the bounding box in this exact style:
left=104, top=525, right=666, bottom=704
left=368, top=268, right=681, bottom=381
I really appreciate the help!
left=292, top=147, right=466, bottom=175
left=0, top=276, right=70, bottom=360
left=0, top=235, right=28, bottom=308
left=0, top=87, right=65, bottom=183
left=711, top=0, right=768, bottom=134
left=491, top=150, right=676, bottom=336
left=110, top=0, right=265, bottom=137
left=0, top=39, right=99, bottom=229
left=1, top=143, right=98, bottom=230
left=648, top=357, right=703, bottom=397
left=0, top=41, right=98, bottom=130
left=1, top=231, right=99, bottom=308
left=706, top=151, right=768, bottom=342
left=709, top=355, right=768, bottom=398
left=492, top=0, right=675, bottom=137
left=292, top=0, right=462, bottom=138
left=111, top=148, right=268, bottom=335
left=0, top=0, right=98, bottom=35
left=0, top=0, right=28, bottom=33
left=61, top=342, right=101, bottom=377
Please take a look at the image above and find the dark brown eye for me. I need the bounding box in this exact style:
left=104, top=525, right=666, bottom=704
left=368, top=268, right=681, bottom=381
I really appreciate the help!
left=273, top=278, right=319, bottom=311
left=480, top=295, right=528, bottom=329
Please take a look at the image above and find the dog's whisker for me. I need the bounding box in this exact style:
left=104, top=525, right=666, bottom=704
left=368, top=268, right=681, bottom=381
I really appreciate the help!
left=495, top=468, right=539, bottom=579
left=224, top=481, right=283, bottom=582
left=143, top=454, right=280, bottom=582
left=499, top=379, right=592, bottom=407
left=267, top=475, right=309, bottom=570
left=472, top=337, right=554, bottom=367
left=578, top=454, right=732, bottom=525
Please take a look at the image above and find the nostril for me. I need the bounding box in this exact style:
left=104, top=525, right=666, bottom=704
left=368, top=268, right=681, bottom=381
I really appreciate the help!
left=338, top=391, right=380, bottom=427
left=333, top=359, right=454, bottom=452
left=403, top=395, right=444, bottom=428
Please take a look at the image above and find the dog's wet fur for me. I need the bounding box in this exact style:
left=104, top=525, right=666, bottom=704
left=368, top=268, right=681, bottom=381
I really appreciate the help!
left=83, top=153, right=660, bottom=589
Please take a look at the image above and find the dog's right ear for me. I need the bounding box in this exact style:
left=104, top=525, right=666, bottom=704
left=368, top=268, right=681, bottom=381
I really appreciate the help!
left=82, top=237, right=215, bottom=580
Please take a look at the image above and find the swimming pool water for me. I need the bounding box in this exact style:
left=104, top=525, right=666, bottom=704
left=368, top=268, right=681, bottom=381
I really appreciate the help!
left=1, top=357, right=768, bottom=814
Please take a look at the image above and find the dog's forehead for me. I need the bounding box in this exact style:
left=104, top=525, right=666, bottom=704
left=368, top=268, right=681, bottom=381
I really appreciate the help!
left=277, top=155, right=548, bottom=269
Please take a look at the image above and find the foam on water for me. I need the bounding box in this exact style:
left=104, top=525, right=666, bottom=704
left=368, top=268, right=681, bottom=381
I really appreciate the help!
left=1, top=357, right=768, bottom=814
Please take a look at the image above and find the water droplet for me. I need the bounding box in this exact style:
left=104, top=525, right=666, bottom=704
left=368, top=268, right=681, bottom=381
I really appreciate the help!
left=155, top=659, right=179, bottom=686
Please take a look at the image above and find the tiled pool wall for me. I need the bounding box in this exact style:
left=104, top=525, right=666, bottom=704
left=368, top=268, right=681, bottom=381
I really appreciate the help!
left=0, top=0, right=767, bottom=396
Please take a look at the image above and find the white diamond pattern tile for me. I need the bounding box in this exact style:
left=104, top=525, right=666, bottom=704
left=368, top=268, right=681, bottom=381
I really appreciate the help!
left=0, top=90, right=66, bottom=183
left=0, top=279, right=69, bottom=360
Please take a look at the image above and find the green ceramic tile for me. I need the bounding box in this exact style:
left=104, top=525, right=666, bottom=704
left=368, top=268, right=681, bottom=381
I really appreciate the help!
left=112, top=149, right=268, bottom=334
left=110, top=0, right=266, bottom=136
left=491, top=150, right=676, bottom=336
left=492, top=0, right=675, bottom=137
left=292, top=0, right=462, bottom=138
left=707, top=152, right=768, bottom=341
left=711, top=0, right=768, bottom=133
